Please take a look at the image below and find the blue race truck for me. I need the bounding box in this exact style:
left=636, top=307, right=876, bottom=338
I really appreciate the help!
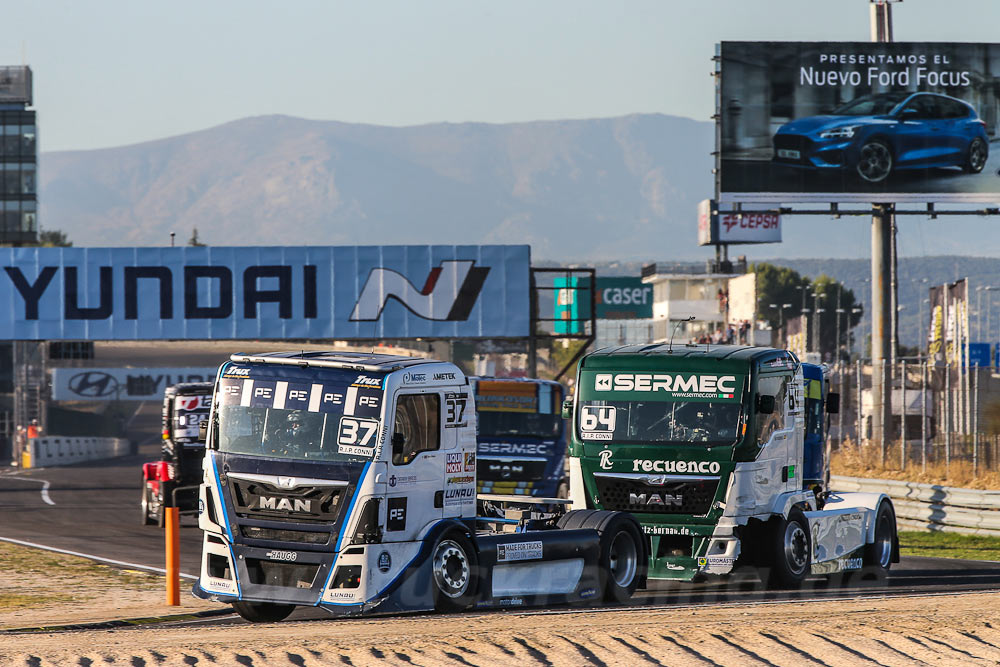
left=471, top=377, right=567, bottom=498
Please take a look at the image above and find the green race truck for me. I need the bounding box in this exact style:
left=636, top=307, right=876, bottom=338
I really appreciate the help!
left=564, top=344, right=898, bottom=587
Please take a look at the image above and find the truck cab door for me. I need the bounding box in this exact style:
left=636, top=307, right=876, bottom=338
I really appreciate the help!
left=384, top=390, right=445, bottom=543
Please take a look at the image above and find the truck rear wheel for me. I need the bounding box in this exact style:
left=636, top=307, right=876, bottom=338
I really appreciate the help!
left=857, top=501, right=896, bottom=584
left=232, top=600, right=295, bottom=623
left=761, top=507, right=810, bottom=589
left=140, top=484, right=154, bottom=526
left=431, top=533, right=478, bottom=612
left=560, top=510, right=646, bottom=603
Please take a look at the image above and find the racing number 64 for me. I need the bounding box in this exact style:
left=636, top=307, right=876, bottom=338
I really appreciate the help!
left=580, top=406, right=616, bottom=431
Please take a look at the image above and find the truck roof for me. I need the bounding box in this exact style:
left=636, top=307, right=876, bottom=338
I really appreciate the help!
left=164, top=381, right=214, bottom=397
left=582, top=344, right=797, bottom=370
left=471, top=376, right=563, bottom=388
left=229, top=351, right=434, bottom=373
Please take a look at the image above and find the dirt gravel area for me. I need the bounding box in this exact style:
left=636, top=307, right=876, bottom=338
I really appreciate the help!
left=3, top=592, right=1000, bottom=666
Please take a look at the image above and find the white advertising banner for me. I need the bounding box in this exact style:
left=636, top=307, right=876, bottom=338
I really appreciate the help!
left=51, top=367, right=218, bottom=401
left=717, top=211, right=781, bottom=243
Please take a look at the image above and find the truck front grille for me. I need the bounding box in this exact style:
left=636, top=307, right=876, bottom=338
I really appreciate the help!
left=245, top=558, right=320, bottom=589
left=228, top=479, right=344, bottom=524
left=240, top=526, right=331, bottom=545
left=595, top=476, right=718, bottom=515
left=477, top=458, right=548, bottom=482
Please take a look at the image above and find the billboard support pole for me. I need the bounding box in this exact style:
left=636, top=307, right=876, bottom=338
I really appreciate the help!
left=869, top=0, right=896, bottom=451
left=871, top=206, right=894, bottom=454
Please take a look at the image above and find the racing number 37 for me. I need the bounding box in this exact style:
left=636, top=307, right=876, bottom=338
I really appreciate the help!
left=446, top=396, right=467, bottom=425
left=338, top=417, right=378, bottom=446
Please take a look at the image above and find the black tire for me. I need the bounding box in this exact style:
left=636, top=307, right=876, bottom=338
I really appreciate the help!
left=140, top=483, right=156, bottom=526
left=761, top=508, right=810, bottom=589
left=154, top=489, right=165, bottom=529
left=965, top=137, right=988, bottom=174
left=231, top=600, right=296, bottom=623
left=856, top=139, right=894, bottom=183
left=857, top=501, right=896, bottom=584
left=556, top=509, right=602, bottom=531
left=561, top=510, right=646, bottom=603
left=431, top=532, right=478, bottom=612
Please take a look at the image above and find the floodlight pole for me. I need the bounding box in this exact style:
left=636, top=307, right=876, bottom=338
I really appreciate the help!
left=869, top=0, right=896, bottom=451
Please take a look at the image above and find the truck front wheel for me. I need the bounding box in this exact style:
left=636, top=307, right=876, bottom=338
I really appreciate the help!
left=431, top=533, right=478, bottom=612
left=561, top=510, right=646, bottom=603
left=231, top=600, right=295, bottom=623
left=762, top=508, right=810, bottom=589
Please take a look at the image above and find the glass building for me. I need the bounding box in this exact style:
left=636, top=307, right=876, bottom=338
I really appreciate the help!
left=0, top=66, right=36, bottom=245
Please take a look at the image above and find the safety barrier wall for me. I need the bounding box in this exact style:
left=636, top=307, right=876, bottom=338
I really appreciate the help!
left=24, top=437, right=130, bottom=469
left=832, top=474, right=1000, bottom=536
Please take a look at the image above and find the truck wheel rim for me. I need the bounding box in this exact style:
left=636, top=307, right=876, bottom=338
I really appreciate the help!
left=784, top=523, right=808, bottom=575
left=433, top=540, right=470, bottom=598
left=608, top=531, right=638, bottom=588
left=141, top=489, right=149, bottom=517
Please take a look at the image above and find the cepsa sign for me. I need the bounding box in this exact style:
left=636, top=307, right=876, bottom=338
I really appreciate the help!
left=697, top=199, right=782, bottom=245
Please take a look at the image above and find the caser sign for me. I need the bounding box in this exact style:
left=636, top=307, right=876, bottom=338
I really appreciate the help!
left=0, top=246, right=529, bottom=340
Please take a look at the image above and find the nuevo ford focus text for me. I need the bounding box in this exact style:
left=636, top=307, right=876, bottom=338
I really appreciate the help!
left=773, top=92, right=989, bottom=183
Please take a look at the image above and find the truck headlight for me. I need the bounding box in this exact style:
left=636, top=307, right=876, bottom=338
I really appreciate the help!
left=819, top=126, right=859, bottom=139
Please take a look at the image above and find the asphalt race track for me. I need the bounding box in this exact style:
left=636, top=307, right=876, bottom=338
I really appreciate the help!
left=2, top=402, right=1000, bottom=628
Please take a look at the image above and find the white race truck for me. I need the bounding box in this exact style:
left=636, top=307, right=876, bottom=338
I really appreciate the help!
left=193, top=351, right=646, bottom=621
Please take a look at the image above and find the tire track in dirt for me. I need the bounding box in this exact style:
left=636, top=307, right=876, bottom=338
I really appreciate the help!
left=7, top=593, right=1000, bottom=666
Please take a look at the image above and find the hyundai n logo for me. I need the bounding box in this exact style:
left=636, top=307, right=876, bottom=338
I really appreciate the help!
left=68, top=371, right=120, bottom=398
left=350, top=260, right=490, bottom=322
left=255, top=496, right=312, bottom=512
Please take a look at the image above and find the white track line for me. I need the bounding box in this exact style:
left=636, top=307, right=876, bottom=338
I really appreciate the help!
left=3, top=474, right=55, bottom=505
left=0, top=536, right=198, bottom=580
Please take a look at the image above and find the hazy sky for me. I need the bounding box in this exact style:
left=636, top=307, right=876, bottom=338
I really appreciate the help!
left=9, top=0, right=1000, bottom=152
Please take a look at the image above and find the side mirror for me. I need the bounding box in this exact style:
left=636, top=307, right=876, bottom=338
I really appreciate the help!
left=391, top=432, right=406, bottom=460
left=561, top=398, right=574, bottom=420
left=757, top=394, right=776, bottom=415
left=826, top=392, right=841, bottom=415
left=900, top=107, right=919, bottom=119
left=198, top=420, right=208, bottom=443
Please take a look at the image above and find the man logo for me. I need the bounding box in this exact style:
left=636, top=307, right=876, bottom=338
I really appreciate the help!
left=350, top=260, right=490, bottom=322
left=68, top=371, right=119, bottom=398
left=594, top=374, right=612, bottom=391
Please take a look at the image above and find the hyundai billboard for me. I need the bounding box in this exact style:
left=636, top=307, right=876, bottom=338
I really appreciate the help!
left=719, top=42, right=1000, bottom=203
left=0, top=245, right=530, bottom=340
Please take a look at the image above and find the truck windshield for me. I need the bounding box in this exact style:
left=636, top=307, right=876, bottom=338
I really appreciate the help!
left=214, top=366, right=386, bottom=463
left=216, top=405, right=376, bottom=462
left=577, top=400, right=742, bottom=446
left=576, top=370, right=746, bottom=447
left=474, top=380, right=561, bottom=438
left=173, top=395, right=210, bottom=443
left=477, top=411, right=561, bottom=438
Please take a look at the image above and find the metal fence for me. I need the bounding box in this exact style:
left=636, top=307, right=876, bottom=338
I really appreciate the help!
left=828, top=360, right=1000, bottom=476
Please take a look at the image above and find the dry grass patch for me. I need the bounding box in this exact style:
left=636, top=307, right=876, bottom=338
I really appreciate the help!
left=831, top=438, right=1000, bottom=489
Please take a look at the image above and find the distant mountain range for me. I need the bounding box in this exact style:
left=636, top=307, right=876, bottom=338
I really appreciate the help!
left=39, top=113, right=712, bottom=260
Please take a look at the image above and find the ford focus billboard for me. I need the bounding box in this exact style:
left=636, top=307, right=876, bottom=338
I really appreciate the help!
left=718, top=42, right=1000, bottom=203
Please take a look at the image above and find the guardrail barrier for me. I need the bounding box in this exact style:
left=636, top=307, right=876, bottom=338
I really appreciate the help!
left=832, top=474, right=1000, bottom=536
left=22, top=436, right=130, bottom=469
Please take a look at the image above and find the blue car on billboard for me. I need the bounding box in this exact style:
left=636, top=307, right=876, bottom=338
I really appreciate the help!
left=773, top=92, right=989, bottom=183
